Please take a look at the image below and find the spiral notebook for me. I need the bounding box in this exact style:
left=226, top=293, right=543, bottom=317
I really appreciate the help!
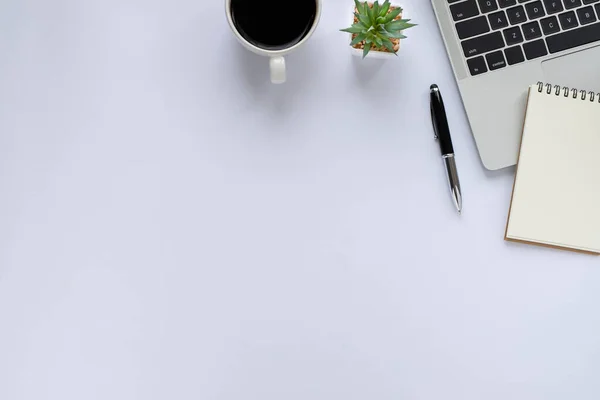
left=505, top=82, right=600, bottom=255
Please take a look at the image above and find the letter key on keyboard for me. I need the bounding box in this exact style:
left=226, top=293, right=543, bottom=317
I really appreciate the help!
left=564, top=0, right=582, bottom=9
left=507, top=6, right=528, bottom=24
left=577, top=6, right=597, bottom=25
left=489, top=11, right=510, bottom=29
left=541, top=16, right=561, bottom=34
left=525, top=1, right=546, bottom=19
left=559, top=11, right=579, bottom=29
left=504, top=26, right=525, bottom=44
left=543, top=0, right=564, bottom=13
left=478, top=0, right=499, bottom=12
left=523, top=21, right=543, bottom=39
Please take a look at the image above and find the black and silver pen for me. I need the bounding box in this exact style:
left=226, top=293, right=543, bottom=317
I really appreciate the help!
left=430, top=84, right=462, bottom=214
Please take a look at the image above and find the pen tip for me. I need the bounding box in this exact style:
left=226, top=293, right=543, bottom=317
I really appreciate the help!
left=430, top=84, right=438, bottom=91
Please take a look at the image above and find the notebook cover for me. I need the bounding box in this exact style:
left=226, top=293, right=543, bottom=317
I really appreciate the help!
left=504, top=84, right=600, bottom=255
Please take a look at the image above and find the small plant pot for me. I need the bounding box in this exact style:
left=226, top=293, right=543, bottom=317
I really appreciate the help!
left=348, top=2, right=405, bottom=59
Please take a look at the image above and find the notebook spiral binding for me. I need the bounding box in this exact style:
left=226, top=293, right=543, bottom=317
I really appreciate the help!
left=537, top=82, right=600, bottom=103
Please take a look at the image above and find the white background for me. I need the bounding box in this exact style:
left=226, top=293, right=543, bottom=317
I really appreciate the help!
left=0, top=0, right=599, bottom=399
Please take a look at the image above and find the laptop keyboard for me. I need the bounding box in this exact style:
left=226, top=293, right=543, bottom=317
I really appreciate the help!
left=449, top=0, right=600, bottom=76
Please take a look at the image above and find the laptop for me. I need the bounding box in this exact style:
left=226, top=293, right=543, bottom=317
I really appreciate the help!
left=431, top=0, right=600, bottom=170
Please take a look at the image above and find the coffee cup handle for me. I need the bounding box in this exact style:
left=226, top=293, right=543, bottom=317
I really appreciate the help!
left=269, top=56, right=286, bottom=84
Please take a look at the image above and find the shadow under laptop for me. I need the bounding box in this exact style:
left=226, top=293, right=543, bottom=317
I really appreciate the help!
left=483, top=166, right=516, bottom=179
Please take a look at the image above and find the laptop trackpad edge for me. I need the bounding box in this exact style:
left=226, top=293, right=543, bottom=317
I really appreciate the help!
left=541, top=45, right=600, bottom=93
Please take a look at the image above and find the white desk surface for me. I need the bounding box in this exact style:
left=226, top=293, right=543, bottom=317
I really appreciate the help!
left=0, top=1, right=598, bottom=399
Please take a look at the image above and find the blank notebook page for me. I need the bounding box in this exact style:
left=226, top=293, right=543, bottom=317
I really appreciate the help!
left=506, top=85, right=600, bottom=254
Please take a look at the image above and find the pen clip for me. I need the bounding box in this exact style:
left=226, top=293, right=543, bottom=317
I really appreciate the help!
left=430, top=102, right=439, bottom=140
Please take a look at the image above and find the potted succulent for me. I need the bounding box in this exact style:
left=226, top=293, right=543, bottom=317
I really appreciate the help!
left=341, top=0, right=416, bottom=59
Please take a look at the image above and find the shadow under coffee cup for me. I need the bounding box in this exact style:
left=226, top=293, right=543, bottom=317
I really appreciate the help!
left=225, top=0, right=322, bottom=84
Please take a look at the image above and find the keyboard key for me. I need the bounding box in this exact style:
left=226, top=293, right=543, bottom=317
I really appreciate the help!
left=489, top=11, right=510, bottom=28
left=559, top=11, right=579, bottom=28
left=541, top=16, right=561, bottom=33
left=485, top=50, right=507, bottom=69
left=577, top=6, right=597, bottom=24
left=583, top=0, right=600, bottom=4
left=507, top=6, right=528, bottom=24
left=461, top=31, right=505, bottom=57
left=543, top=0, right=564, bottom=13
left=451, top=0, right=480, bottom=21
left=499, top=0, right=517, bottom=5
left=505, top=45, right=526, bottom=64
left=563, top=0, right=582, bottom=9
left=525, top=1, right=546, bottom=18
left=478, top=0, right=499, bottom=12
left=596, top=4, right=600, bottom=16
left=504, top=26, right=525, bottom=43
left=546, top=21, right=600, bottom=52
left=523, top=21, right=543, bottom=39
left=467, top=56, right=488, bottom=75
left=456, top=16, right=491, bottom=38
left=523, top=38, right=548, bottom=58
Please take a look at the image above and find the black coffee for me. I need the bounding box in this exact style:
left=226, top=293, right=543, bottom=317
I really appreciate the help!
left=230, top=0, right=317, bottom=50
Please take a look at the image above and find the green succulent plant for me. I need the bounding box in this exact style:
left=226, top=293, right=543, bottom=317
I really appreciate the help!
left=341, top=0, right=416, bottom=58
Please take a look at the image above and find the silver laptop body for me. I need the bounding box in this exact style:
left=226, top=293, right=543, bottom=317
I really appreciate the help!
left=431, top=0, right=600, bottom=170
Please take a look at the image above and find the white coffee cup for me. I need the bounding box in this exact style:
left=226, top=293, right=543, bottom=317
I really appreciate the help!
left=225, top=0, right=322, bottom=84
